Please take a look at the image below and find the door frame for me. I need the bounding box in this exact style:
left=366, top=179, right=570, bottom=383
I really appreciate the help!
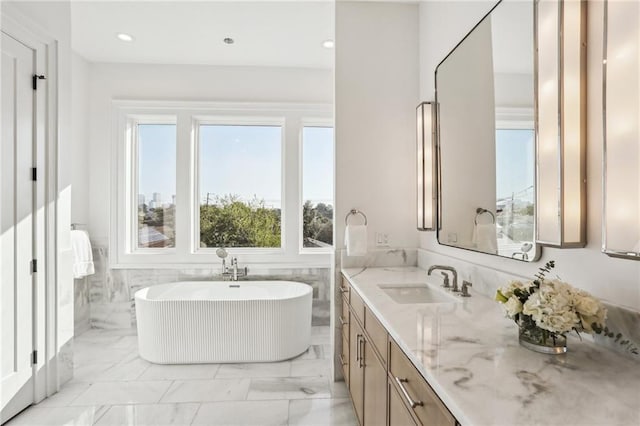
left=1, top=4, right=60, bottom=403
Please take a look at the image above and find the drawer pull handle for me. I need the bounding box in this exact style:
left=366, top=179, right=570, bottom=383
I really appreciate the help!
left=358, top=335, right=365, bottom=368
left=340, top=287, right=349, bottom=294
left=394, top=376, right=424, bottom=408
left=339, top=353, right=347, bottom=366
left=339, top=316, right=349, bottom=326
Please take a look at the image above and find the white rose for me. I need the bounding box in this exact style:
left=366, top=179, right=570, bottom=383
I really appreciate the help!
left=579, top=305, right=607, bottom=334
left=503, top=297, right=523, bottom=318
left=574, top=293, right=601, bottom=317
left=522, top=293, right=544, bottom=321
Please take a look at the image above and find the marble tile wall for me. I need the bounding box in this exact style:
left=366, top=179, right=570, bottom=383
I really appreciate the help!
left=417, top=248, right=640, bottom=360
left=74, top=278, right=90, bottom=336
left=84, top=246, right=332, bottom=331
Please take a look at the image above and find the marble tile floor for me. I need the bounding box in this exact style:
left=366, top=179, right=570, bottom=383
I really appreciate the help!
left=7, top=326, right=356, bottom=426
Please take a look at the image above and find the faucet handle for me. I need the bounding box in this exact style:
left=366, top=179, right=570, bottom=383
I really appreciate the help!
left=440, top=272, right=450, bottom=288
left=460, top=280, right=472, bottom=297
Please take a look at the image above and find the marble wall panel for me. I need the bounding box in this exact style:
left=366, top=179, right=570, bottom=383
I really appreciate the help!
left=74, top=278, right=90, bottom=336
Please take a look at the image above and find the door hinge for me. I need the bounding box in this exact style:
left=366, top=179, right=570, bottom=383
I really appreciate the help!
left=31, top=167, right=37, bottom=181
left=32, top=74, right=46, bottom=90
left=31, top=350, right=37, bottom=365
left=31, top=259, right=37, bottom=273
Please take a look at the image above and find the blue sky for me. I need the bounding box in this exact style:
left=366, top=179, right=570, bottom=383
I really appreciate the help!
left=138, top=124, right=176, bottom=205
left=138, top=124, right=334, bottom=208
left=495, top=129, right=535, bottom=201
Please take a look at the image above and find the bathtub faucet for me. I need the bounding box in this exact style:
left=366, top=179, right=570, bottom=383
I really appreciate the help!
left=217, top=247, right=248, bottom=281
left=229, top=257, right=248, bottom=281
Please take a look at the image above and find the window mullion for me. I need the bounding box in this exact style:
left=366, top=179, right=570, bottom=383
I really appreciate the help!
left=175, top=112, right=192, bottom=259
left=284, top=116, right=301, bottom=256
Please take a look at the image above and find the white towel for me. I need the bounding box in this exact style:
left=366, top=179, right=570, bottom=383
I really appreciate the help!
left=472, top=223, right=498, bottom=254
left=345, top=225, right=367, bottom=257
left=71, top=230, right=95, bottom=279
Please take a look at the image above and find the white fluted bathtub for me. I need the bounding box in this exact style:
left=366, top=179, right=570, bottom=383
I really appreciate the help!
left=135, top=281, right=312, bottom=364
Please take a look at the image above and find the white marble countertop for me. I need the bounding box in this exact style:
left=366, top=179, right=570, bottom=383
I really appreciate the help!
left=342, top=266, right=640, bottom=426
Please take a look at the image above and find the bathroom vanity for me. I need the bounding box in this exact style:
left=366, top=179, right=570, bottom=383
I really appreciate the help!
left=338, top=267, right=640, bottom=426
left=339, top=272, right=457, bottom=426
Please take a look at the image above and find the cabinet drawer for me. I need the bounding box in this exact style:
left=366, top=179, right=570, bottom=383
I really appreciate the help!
left=350, top=289, right=365, bottom=325
left=389, top=339, right=456, bottom=426
left=341, top=297, right=350, bottom=332
left=389, top=381, right=418, bottom=426
left=339, top=276, right=351, bottom=302
left=341, top=334, right=350, bottom=386
left=365, top=309, right=388, bottom=365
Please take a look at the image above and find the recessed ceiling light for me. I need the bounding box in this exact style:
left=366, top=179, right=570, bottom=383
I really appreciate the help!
left=322, top=39, right=334, bottom=49
left=223, top=37, right=235, bottom=45
left=116, top=33, right=134, bottom=42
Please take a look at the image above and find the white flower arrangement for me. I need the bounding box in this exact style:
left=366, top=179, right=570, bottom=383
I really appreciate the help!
left=497, top=276, right=606, bottom=335
left=495, top=261, right=637, bottom=354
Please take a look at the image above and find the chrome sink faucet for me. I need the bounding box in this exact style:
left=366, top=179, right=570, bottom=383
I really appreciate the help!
left=427, top=265, right=459, bottom=292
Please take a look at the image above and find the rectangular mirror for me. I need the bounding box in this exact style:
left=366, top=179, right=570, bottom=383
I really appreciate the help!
left=435, top=0, right=539, bottom=261
left=603, top=0, right=640, bottom=260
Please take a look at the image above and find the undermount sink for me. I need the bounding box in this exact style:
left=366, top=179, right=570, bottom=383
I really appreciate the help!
left=378, top=283, right=460, bottom=304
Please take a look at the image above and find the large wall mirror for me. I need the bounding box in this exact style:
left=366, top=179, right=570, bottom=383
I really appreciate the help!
left=435, top=0, right=539, bottom=261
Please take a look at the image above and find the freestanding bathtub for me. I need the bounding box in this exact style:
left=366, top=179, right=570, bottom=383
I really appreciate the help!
left=135, top=281, right=312, bottom=364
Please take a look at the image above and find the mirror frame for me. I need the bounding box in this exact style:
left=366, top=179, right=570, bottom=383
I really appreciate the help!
left=434, top=0, right=541, bottom=262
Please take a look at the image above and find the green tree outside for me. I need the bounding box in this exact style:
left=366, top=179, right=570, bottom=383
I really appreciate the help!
left=200, top=195, right=281, bottom=248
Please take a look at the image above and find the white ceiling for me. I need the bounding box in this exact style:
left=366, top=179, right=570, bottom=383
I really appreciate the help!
left=71, top=1, right=335, bottom=69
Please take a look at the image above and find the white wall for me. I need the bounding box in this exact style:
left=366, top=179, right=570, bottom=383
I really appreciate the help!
left=419, top=1, right=640, bottom=311
left=71, top=52, right=90, bottom=225
left=85, top=63, right=333, bottom=245
left=335, top=0, right=419, bottom=250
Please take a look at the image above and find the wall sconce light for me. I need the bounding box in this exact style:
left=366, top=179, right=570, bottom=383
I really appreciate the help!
left=535, top=0, right=587, bottom=248
left=602, top=0, right=640, bottom=260
left=417, top=102, right=436, bottom=231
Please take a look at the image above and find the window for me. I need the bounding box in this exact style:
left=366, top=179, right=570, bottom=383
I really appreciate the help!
left=495, top=128, right=535, bottom=247
left=136, top=123, right=176, bottom=249
left=113, top=102, right=332, bottom=267
left=301, top=126, right=334, bottom=248
left=198, top=124, right=282, bottom=248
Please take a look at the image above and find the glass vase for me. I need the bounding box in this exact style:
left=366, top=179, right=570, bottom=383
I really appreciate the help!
left=518, top=324, right=567, bottom=354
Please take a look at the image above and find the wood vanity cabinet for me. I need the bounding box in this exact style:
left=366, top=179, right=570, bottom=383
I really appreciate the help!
left=389, top=339, right=456, bottom=426
left=343, top=278, right=387, bottom=426
left=389, top=380, right=418, bottom=426
left=340, top=275, right=458, bottom=426
left=349, top=318, right=365, bottom=424
left=340, top=283, right=350, bottom=386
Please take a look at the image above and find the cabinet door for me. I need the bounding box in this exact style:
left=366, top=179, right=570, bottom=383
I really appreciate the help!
left=389, top=382, right=418, bottom=426
left=349, top=321, right=364, bottom=425
left=341, top=334, right=350, bottom=386
left=340, top=299, right=350, bottom=385
left=363, top=342, right=387, bottom=426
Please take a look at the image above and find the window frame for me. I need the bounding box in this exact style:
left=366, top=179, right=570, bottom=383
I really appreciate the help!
left=299, top=119, right=335, bottom=254
left=128, top=116, right=179, bottom=254
left=111, top=101, right=332, bottom=268
left=193, top=116, right=286, bottom=255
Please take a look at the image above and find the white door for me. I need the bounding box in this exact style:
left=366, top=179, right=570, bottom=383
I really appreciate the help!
left=1, top=32, right=36, bottom=422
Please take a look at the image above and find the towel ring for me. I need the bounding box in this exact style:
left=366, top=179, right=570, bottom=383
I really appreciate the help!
left=474, top=208, right=495, bottom=225
left=345, top=209, right=368, bottom=226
